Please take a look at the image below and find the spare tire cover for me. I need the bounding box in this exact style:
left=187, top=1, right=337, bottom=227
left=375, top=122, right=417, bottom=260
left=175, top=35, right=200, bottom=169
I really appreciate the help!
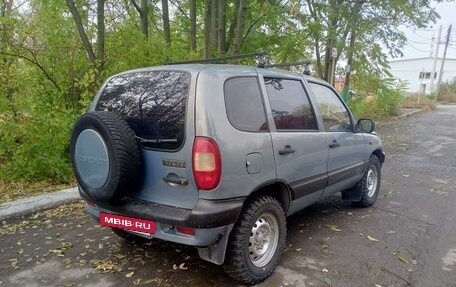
left=70, top=111, right=141, bottom=201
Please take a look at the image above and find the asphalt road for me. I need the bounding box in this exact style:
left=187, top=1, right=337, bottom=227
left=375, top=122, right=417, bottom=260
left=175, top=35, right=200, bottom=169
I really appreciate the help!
left=1, top=105, right=455, bottom=287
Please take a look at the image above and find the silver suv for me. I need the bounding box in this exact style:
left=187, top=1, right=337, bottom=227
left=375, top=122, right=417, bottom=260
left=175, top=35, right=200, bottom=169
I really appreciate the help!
left=70, top=64, right=384, bottom=284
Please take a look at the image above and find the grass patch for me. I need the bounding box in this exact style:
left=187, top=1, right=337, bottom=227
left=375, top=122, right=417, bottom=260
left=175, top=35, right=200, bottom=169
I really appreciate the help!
left=402, top=94, right=437, bottom=110
left=0, top=180, right=75, bottom=204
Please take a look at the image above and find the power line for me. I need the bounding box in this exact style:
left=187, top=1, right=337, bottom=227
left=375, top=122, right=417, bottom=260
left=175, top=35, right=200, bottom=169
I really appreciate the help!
left=412, top=27, right=441, bottom=33
left=411, top=30, right=434, bottom=41
left=407, top=38, right=431, bottom=45
left=407, top=42, right=430, bottom=53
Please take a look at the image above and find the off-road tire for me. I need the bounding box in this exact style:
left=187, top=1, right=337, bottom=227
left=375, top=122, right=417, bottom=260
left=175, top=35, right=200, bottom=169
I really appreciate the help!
left=223, top=195, right=286, bottom=285
left=70, top=111, right=141, bottom=201
left=352, top=155, right=381, bottom=207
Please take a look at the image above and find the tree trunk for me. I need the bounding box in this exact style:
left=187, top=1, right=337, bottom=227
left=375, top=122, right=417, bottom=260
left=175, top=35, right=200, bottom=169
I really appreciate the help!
left=66, top=0, right=97, bottom=67
left=218, top=0, right=226, bottom=52
left=314, top=38, right=323, bottom=78
left=204, top=0, right=212, bottom=58
left=210, top=0, right=218, bottom=50
left=189, top=0, right=196, bottom=51
left=344, top=29, right=356, bottom=89
left=232, top=0, right=247, bottom=56
left=130, top=0, right=149, bottom=37
left=225, top=0, right=239, bottom=53
left=97, top=0, right=105, bottom=70
left=324, top=0, right=337, bottom=82
left=344, top=0, right=365, bottom=89
left=140, top=0, right=149, bottom=37
left=162, top=0, right=171, bottom=45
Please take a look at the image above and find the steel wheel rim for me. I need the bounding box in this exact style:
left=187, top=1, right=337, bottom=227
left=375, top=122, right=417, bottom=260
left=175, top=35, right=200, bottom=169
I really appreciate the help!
left=248, top=212, right=279, bottom=267
left=366, top=165, right=378, bottom=198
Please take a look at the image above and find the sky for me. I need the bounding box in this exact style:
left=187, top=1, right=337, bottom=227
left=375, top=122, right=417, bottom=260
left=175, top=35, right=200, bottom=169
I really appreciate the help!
left=398, top=1, right=456, bottom=60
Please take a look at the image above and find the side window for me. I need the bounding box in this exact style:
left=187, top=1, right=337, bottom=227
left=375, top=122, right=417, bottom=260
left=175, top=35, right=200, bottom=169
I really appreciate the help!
left=264, top=77, right=317, bottom=131
left=224, top=77, right=268, bottom=132
left=309, top=83, right=352, bottom=131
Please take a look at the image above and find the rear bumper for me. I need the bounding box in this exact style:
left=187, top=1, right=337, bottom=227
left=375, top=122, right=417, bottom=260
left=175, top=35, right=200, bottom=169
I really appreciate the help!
left=86, top=203, right=232, bottom=247
left=79, top=187, right=245, bottom=229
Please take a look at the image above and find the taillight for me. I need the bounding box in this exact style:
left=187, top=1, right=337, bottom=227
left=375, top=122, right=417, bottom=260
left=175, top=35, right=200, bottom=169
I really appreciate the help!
left=176, top=226, right=196, bottom=236
left=192, top=137, right=222, bottom=190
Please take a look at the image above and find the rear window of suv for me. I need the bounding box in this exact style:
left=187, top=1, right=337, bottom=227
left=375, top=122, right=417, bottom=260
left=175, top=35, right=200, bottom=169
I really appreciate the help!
left=96, top=70, right=190, bottom=150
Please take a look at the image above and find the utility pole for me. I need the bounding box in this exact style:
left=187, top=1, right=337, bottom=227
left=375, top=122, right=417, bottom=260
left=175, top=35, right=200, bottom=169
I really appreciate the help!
left=429, top=25, right=442, bottom=93
left=437, top=24, right=452, bottom=95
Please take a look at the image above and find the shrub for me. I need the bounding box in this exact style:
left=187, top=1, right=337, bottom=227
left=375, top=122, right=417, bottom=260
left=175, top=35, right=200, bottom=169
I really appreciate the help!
left=437, top=80, right=456, bottom=103
left=348, top=78, right=406, bottom=120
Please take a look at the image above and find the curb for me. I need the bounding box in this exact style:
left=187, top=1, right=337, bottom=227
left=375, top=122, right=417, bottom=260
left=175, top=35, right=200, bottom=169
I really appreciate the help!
left=0, top=187, right=80, bottom=220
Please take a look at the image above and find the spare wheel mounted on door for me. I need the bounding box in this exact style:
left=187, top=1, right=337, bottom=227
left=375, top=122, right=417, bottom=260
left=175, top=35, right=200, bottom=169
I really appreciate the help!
left=70, top=111, right=141, bottom=201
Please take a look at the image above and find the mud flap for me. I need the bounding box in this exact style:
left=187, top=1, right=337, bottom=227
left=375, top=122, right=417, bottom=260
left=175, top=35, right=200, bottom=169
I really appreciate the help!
left=341, top=187, right=362, bottom=201
left=197, top=224, right=234, bottom=265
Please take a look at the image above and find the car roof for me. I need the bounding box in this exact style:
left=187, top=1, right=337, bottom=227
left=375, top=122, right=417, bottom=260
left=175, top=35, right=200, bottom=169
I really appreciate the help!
left=110, top=64, right=330, bottom=86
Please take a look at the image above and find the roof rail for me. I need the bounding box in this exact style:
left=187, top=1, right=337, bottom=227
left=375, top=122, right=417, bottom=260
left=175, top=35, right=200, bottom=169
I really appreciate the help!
left=265, top=61, right=312, bottom=75
left=164, top=51, right=269, bottom=66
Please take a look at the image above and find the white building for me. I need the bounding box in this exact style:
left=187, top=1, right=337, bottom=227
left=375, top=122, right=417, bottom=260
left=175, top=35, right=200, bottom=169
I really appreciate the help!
left=388, top=57, right=456, bottom=94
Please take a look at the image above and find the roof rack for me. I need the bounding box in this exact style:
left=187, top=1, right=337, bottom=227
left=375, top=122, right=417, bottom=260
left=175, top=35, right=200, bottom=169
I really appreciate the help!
left=165, top=52, right=311, bottom=75
left=164, top=51, right=269, bottom=66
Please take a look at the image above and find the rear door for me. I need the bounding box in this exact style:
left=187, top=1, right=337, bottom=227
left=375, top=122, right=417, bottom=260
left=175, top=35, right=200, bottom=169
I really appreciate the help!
left=95, top=69, right=199, bottom=209
left=260, top=75, right=328, bottom=214
left=307, top=82, right=366, bottom=197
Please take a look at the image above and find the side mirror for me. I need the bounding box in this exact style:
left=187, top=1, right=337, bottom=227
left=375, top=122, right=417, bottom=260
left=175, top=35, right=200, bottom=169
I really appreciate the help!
left=356, top=119, right=376, bottom=133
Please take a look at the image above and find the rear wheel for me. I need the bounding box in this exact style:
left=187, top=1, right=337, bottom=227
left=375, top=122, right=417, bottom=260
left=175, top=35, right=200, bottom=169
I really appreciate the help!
left=223, top=195, right=286, bottom=285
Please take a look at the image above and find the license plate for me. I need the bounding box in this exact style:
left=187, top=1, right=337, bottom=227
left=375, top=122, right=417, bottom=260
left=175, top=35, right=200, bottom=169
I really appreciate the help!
left=100, top=212, right=156, bottom=234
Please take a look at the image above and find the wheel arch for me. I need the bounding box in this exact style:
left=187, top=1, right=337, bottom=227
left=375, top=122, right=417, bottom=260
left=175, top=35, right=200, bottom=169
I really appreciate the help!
left=372, top=148, right=385, bottom=163
left=244, top=181, right=292, bottom=215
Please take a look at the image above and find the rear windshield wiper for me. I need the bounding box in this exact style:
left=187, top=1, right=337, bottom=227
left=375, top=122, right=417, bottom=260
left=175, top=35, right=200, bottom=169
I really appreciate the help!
left=135, top=136, right=178, bottom=144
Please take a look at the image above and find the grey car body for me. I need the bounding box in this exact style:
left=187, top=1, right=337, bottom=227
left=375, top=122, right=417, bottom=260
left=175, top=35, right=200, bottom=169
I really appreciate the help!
left=71, top=64, right=384, bottom=284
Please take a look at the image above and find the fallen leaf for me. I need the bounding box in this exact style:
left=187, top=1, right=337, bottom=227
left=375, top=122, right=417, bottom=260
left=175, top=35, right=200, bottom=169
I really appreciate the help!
left=324, top=224, right=338, bottom=229
left=367, top=235, right=379, bottom=242
left=324, top=224, right=342, bottom=232
left=91, top=260, right=122, bottom=272
left=49, top=249, right=65, bottom=257
left=179, top=263, right=188, bottom=270
left=295, top=248, right=302, bottom=252
left=126, top=271, right=134, bottom=278
left=60, top=242, right=73, bottom=250
left=398, top=256, right=409, bottom=264
left=325, top=277, right=332, bottom=286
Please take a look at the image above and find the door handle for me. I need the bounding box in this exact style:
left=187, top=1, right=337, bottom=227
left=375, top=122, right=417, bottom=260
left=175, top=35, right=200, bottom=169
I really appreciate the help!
left=163, top=173, right=188, bottom=185
left=279, top=145, right=296, bottom=155
left=329, top=140, right=340, bottom=148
